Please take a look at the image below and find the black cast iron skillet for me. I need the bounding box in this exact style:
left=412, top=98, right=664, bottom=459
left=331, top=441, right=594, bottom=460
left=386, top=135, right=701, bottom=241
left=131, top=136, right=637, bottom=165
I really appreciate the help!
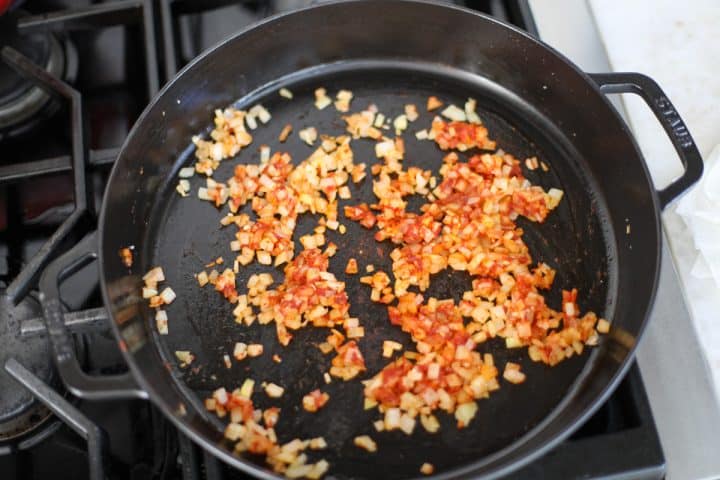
left=36, top=1, right=703, bottom=479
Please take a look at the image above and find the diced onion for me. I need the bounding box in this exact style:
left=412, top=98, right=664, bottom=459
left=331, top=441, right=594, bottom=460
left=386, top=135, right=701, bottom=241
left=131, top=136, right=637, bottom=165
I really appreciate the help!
left=299, top=127, right=318, bottom=145
left=441, top=104, right=467, bottom=122
left=265, top=382, right=285, bottom=398
left=178, top=167, right=195, bottom=178
left=278, top=124, right=293, bottom=142
left=420, top=414, right=440, bottom=433
left=373, top=113, right=385, bottom=128
left=427, top=96, right=443, bottom=111
left=247, top=344, right=264, bottom=357
left=353, top=435, right=377, bottom=452
left=306, top=460, right=329, bottom=480
left=399, top=413, right=416, bottom=435
left=309, top=437, right=327, bottom=450
left=197, top=187, right=211, bottom=200
left=260, top=145, right=270, bottom=163
left=212, top=387, right=228, bottom=404
left=142, top=287, right=158, bottom=299
left=156, top=310, right=168, bottom=335
left=234, top=342, right=248, bottom=360
left=143, top=267, right=165, bottom=285
left=393, top=114, right=408, bottom=135
left=239, top=379, right=255, bottom=398
left=245, top=113, right=258, bottom=130
left=302, top=390, right=329, bottom=412
left=250, top=104, right=271, bottom=124
left=314, top=88, right=331, bottom=110
left=547, top=188, right=564, bottom=209
left=384, top=408, right=401, bottom=430
left=159, top=287, right=176, bottom=304
left=597, top=319, right=610, bottom=334
left=503, top=362, right=526, bottom=384
left=334, top=90, right=353, bottom=112
left=404, top=104, right=419, bottom=122
left=454, top=402, right=478, bottom=428
left=464, top=97, right=481, bottom=124
left=175, top=351, right=194, bottom=367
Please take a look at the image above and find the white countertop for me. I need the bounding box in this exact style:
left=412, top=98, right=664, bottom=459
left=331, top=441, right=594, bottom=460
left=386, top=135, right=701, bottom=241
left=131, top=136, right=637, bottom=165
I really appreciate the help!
left=586, top=0, right=720, bottom=397
left=529, top=1, right=720, bottom=478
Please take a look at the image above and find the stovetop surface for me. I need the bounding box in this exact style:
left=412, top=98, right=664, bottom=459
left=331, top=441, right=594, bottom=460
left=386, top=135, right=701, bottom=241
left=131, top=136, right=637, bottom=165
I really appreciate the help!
left=0, top=1, right=664, bottom=479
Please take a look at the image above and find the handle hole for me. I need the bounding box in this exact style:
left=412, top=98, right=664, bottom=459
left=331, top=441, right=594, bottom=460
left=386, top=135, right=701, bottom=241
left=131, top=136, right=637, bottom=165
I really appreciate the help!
left=605, top=92, right=684, bottom=191
left=58, top=255, right=102, bottom=312
left=56, top=255, right=128, bottom=375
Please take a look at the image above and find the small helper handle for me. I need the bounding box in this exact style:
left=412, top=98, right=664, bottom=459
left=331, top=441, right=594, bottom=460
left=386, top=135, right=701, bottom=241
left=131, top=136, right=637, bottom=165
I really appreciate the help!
left=39, top=231, right=147, bottom=400
left=589, top=72, right=703, bottom=209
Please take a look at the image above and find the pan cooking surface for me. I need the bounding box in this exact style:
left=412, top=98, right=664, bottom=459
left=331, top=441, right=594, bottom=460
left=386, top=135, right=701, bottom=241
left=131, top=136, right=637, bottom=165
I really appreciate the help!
left=145, top=63, right=613, bottom=479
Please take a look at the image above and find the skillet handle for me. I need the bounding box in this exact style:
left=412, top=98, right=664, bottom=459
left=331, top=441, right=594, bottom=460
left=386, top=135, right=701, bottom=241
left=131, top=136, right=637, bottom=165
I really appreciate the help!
left=589, top=72, right=703, bottom=209
left=39, top=231, right=148, bottom=400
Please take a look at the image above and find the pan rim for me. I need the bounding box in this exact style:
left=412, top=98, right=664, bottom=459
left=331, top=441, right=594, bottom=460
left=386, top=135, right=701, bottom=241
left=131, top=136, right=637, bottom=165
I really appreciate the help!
left=97, top=1, right=662, bottom=479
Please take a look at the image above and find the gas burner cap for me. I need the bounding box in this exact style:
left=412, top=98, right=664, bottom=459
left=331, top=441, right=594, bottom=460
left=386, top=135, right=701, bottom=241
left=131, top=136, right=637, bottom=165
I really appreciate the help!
left=0, top=10, right=69, bottom=139
left=0, top=290, right=56, bottom=444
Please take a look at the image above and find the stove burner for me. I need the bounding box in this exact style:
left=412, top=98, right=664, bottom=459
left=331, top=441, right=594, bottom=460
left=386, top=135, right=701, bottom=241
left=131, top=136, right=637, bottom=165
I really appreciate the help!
left=0, top=10, right=75, bottom=140
left=0, top=289, right=56, bottom=446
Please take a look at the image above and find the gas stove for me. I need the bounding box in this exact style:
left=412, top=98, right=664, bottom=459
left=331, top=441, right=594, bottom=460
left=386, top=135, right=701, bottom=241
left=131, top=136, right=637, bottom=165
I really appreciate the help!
left=0, top=1, right=665, bottom=479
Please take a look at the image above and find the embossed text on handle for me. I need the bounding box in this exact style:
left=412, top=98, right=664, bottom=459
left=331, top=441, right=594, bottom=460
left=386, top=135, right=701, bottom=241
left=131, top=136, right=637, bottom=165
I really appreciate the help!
left=655, top=97, right=694, bottom=149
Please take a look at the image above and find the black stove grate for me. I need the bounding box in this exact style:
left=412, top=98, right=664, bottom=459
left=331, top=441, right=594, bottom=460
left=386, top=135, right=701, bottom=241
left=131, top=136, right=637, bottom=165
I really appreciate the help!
left=0, top=45, right=87, bottom=303
left=0, top=1, right=664, bottom=479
